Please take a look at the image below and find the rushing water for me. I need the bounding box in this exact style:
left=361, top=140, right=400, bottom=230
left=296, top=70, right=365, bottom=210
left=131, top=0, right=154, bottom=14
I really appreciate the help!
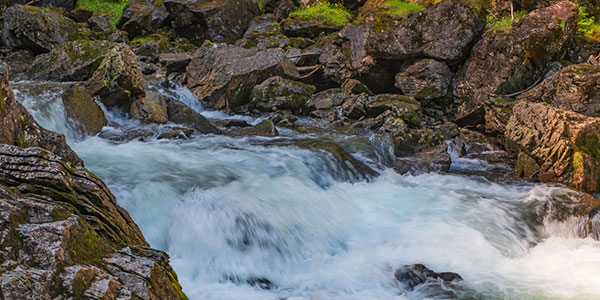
left=13, top=82, right=600, bottom=300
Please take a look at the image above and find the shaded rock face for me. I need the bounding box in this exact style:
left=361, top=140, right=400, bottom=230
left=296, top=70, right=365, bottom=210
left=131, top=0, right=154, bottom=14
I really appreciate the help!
left=394, top=264, right=462, bottom=291
left=2, top=5, right=78, bottom=54
left=159, top=52, right=193, bottom=74
left=26, top=40, right=115, bottom=82
left=365, top=0, right=485, bottom=67
left=166, top=98, right=218, bottom=134
left=117, top=0, right=170, bottom=38
left=251, top=76, right=316, bottom=113
left=0, top=49, right=34, bottom=80
left=455, top=1, right=579, bottom=133
left=506, top=101, right=600, bottom=193
left=186, top=45, right=299, bottom=110
left=130, top=91, right=169, bottom=124
left=395, top=59, right=452, bottom=100
left=62, top=85, right=107, bottom=135
left=0, top=61, right=82, bottom=166
left=517, top=63, right=600, bottom=117
left=86, top=44, right=146, bottom=109
left=261, top=0, right=298, bottom=19
left=235, top=14, right=290, bottom=50
left=12, top=0, right=77, bottom=10
left=164, top=0, right=259, bottom=45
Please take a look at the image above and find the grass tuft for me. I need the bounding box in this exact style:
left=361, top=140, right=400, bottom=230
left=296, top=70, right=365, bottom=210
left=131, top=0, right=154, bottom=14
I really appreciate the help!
left=77, top=0, right=128, bottom=29
left=381, top=0, right=425, bottom=18
left=289, top=1, right=351, bottom=28
left=486, top=10, right=526, bottom=31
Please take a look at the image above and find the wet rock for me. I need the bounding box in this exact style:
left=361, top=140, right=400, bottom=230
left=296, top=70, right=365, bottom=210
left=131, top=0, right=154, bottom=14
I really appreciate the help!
left=395, top=59, right=452, bottom=100
left=393, top=122, right=459, bottom=156
left=251, top=76, right=316, bottom=113
left=366, top=0, right=485, bottom=67
left=517, top=63, right=600, bottom=117
left=2, top=5, right=78, bottom=54
left=227, top=119, right=279, bottom=137
left=117, top=0, right=169, bottom=38
left=62, top=85, right=107, bottom=135
left=0, top=60, right=82, bottom=166
left=506, top=101, right=600, bottom=193
left=130, top=90, right=169, bottom=124
left=305, top=88, right=349, bottom=111
left=342, top=78, right=374, bottom=96
left=26, top=40, right=114, bottom=82
left=86, top=44, right=146, bottom=109
left=186, top=44, right=299, bottom=110
left=395, top=264, right=462, bottom=291
left=166, top=98, right=218, bottom=134
left=159, top=52, right=193, bottom=74
left=395, top=144, right=451, bottom=175
left=164, top=0, right=259, bottom=45
left=365, top=94, right=421, bottom=125
left=455, top=1, right=578, bottom=133
left=342, top=93, right=369, bottom=119
left=235, top=14, right=290, bottom=49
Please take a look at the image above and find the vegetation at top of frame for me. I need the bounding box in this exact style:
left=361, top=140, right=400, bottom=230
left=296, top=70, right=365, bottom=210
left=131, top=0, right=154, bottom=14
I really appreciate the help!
left=485, top=9, right=526, bottom=31
left=77, top=0, right=128, bottom=28
left=288, top=1, right=352, bottom=27
left=578, top=6, right=600, bottom=41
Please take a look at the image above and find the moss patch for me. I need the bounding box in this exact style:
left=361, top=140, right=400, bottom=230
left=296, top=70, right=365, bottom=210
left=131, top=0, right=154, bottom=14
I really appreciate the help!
left=67, top=221, right=112, bottom=265
left=578, top=6, right=600, bottom=41
left=77, top=0, right=128, bottom=28
left=486, top=10, right=526, bottom=31
left=576, top=133, right=600, bottom=162
left=288, top=1, right=351, bottom=28
left=381, top=0, right=424, bottom=18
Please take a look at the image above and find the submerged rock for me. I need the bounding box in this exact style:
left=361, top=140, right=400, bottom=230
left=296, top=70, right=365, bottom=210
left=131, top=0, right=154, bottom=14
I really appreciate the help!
left=2, top=4, right=78, bottom=54
left=506, top=101, right=600, bottom=193
left=62, top=85, right=107, bottom=135
left=186, top=45, right=299, bottom=110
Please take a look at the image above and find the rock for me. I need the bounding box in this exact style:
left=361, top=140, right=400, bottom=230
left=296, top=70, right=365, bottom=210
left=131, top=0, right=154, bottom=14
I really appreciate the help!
left=365, top=94, right=421, bottom=125
left=394, top=264, right=462, bottom=291
left=12, top=0, right=77, bottom=10
left=130, top=91, right=169, bottom=124
left=0, top=60, right=82, bottom=166
left=186, top=44, right=299, bottom=110
left=68, top=7, right=93, bottom=22
left=341, top=93, right=369, bottom=119
left=62, top=85, right=107, bottom=135
left=251, top=76, right=316, bottom=113
left=164, top=0, right=259, bottom=45
left=517, top=63, right=600, bottom=117
left=395, top=144, right=451, bottom=175
left=506, top=101, right=600, bottom=193
left=26, top=40, right=114, bottom=82
left=117, top=0, right=169, bottom=38
left=86, top=44, right=146, bottom=109
left=88, top=15, right=113, bottom=35
left=366, top=0, right=485, bottom=67
left=342, top=78, right=373, bottom=96
left=0, top=49, right=34, bottom=80
left=392, top=122, right=459, bottom=156
left=395, top=59, right=452, bottom=100
left=455, top=1, right=578, bottom=133
left=235, top=14, right=290, bottom=49
left=262, top=0, right=298, bottom=19
left=228, top=119, right=279, bottom=137
left=166, top=98, right=218, bottom=134
left=2, top=5, right=78, bottom=54
left=566, top=35, right=600, bottom=64
left=282, top=9, right=345, bottom=39
left=159, top=52, right=193, bottom=74
left=305, top=88, right=348, bottom=111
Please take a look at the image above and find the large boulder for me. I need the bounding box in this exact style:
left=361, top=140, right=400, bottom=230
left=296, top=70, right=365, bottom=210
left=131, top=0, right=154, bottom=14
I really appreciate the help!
left=166, top=98, right=217, bottom=134
left=117, top=0, right=169, bottom=38
left=26, top=40, right=115, bottom=82
left=0, top=61, right=81, bottom=166
left=62, top=85, right=107, bottom=135
left=365, top=0, right=485, bottom=67
left=506, top=101, right=600, bottom=193
left=186, top=44, right=299, bottom=110
left=251, top=76, right=316, bottom=113
left=395, top=59, right=452, bottom=100
left=455, top=1, right=579, bottom=133
left=86, top=44, right=146, bottom=109
left=517, top=63, right=600, bottom=117
left=2, top=4, right=78, bottom=54
left=164, top=0, right=259, bottom=45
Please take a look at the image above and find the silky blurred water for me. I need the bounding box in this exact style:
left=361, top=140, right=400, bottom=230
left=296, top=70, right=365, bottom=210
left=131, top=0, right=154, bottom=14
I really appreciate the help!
left=13, top=82, right=600, bottom=300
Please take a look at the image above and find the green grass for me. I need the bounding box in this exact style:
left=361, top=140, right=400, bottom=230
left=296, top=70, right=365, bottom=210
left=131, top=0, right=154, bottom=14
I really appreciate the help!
left=77, top=0, right=128, bottom=28
left=289, top=1, right=351, bottom=28
left=486, top=10, right=526, bottom=31
left=578, top=6, right=600, bottom=41
left=381, top=0, right=425, bottom=18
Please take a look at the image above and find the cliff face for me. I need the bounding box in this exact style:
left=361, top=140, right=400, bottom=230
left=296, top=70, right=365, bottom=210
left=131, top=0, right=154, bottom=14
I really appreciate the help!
left=0, top=62, right=188, bottom=299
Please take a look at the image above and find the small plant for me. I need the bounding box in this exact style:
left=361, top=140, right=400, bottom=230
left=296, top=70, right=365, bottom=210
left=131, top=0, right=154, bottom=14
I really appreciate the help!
left=77, top=0, right=129, bottom=29
left=289, top=1, right=351, bottom=28
left=486, top=9, right=526, bottom=31
left=578, top=6, right=600, bottom=41
left=381, top=0, right=425, bottom=18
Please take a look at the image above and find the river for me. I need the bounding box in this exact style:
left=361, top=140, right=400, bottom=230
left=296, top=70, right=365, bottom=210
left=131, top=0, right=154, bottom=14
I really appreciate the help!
left=13, top=81, right=600, bottom=300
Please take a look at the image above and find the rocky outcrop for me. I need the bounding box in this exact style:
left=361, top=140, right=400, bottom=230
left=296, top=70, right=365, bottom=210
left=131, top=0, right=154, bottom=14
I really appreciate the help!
left=164, top=0, right=259, bottom=45
left=26, top=40, right=115, bottom=82
left=395, top=59, right=452, bottom=100
left=365, top=0, right=484, bottom=67
left=506, top=101, right=600, bottom=193
left=86, top=44, right=146, bottom=109
left=0, top=61, right=81, bottom=166
left=186, top=44, right=299, bottom=110
left=2, top=5, right=78, bottom=54
left=62, top=85, right=107, bottom=135
left=455, top=1, right=579, bottom=133
left=166, top=98, right=218, bottom=134
left=251, top=76, right=316, bottom=113
left=517, top=63, right=600, bottom=117
left=117, top=0, right=170, bottom=38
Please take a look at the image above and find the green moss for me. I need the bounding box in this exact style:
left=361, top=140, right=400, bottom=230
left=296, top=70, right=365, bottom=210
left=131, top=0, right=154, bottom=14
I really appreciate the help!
left=0, top=88, right=5, bottom=111
left=15, top=133, right=24, bottom=147
left=486, top=10, right=526, bottom=31
left=576, top=133, right=600, bottom=162
left=381, top=0, right=424, bottom=18
left=68, top=221, right=112, bottom=265
left=578, top=6, right=600, bottom=41
left=288, top=1, right=351, bottom=28
left=77, top=0, right=128, bottom=28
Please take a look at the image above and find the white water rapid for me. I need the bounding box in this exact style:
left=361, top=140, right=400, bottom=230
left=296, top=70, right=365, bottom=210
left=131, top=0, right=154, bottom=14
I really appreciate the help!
left=13, top=81, right=600, bottom=300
